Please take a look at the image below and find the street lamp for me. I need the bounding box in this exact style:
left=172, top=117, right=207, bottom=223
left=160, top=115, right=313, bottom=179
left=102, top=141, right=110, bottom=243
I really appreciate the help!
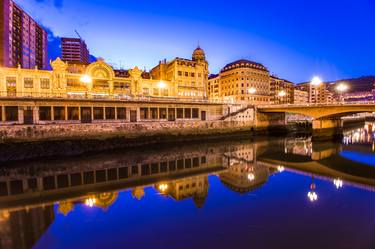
left=157, top=80, right=167, bottom=89
left=310, top=76, right=322, bottom=104
left=335, top=83, right=349, bottom=104
left=248, top=87, right=257, bottom=94
left=80, top=75, right=92, bottom=84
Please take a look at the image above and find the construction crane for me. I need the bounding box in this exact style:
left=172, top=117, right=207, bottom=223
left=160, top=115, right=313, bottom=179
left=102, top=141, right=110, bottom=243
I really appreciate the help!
left=74, top=30, right=82, bottom=40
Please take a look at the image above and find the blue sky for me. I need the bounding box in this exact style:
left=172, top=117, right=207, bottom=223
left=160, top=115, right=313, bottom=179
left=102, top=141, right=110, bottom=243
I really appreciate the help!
left=17, top=0, right=375, bottom=83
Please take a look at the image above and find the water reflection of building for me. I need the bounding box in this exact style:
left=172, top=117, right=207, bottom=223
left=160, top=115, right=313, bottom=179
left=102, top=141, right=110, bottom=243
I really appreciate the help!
left=219, top=161, right=270, bottom=194
left=343, top=122, right=375, bottom=145
left=0, top=206, right=54, bottom=249
left=157, top=175, right=209, bottom=208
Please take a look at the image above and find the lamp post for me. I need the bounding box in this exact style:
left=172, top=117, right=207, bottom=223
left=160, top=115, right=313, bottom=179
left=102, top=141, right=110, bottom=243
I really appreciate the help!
left=80, top=75, right=92, bottom=99
left=278, top=90, right=286, bottom=104
left=310, top=76, right=322, bottom=104
left=335, top=82, right=349, bottom=104
left=157, top=81, right=167, bottom=97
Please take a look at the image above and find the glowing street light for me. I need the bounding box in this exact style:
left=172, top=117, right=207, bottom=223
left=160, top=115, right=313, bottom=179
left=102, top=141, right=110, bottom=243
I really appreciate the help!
left=310, top=76, right=323, bottom=104
left=308, top=191, right=318, bottom=202
left=277, top=166, right=285, bottom=173
left=80, top=75, right=92, bottom=84
left=85, top=197, right=97, bottom=207
left=157, top=81, right=167, bottom=89
left=278, top=90, right=286, bottom=97
left=336, top=83, right=349, bottom=93
left=248, top=87, right=257, bottom=94
left=311, top=76, right=322, bottom=86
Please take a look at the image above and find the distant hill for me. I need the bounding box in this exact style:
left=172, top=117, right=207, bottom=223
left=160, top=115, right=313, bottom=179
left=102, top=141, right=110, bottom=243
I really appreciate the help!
left=326, top=76, right=375, bottom=93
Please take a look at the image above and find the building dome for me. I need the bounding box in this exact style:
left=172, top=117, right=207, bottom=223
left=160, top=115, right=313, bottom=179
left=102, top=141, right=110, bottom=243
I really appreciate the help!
left=192, top=46, right=206, bottom=61
left=221, top=59, right=268, bottom=73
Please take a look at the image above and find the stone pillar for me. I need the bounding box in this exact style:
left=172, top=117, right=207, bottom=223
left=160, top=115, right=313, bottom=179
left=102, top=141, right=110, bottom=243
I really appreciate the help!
left=51, top=106, right=55, bottom=121
left=312, top=118, right=343, bottom=141
left=65, top=106, right=68, bottom=121
left=1, top=106, right=5, bottom=122
left=18, top=108, right=24, bottom=124
left=33, top=106, right=39, bottom=124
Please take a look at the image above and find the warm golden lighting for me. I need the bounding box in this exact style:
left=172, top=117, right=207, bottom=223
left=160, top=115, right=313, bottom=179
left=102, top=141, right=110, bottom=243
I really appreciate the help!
left=335, top=83, right=349, bottom=93
left=157, top=81, right=167, bottom=89
left=85, top=197, right=97, bottom=207
left=158, top=183, right=169, bottom=192
left=277, top=166, right=285, bottom=173
left=278, top=90, right=286, bottom=97
left=247, top=173, right=255, bottom=181
left=80, top=74, right=92, bottom=84
left=311, top=76, right=322, bottom=86
left=248, top=87, right=257, bottom=94
left=333, top=178, right=343, bottom=189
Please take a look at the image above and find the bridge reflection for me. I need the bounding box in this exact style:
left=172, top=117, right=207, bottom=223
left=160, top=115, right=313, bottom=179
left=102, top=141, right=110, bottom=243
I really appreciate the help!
left=0, top=125, right=374, bottom=248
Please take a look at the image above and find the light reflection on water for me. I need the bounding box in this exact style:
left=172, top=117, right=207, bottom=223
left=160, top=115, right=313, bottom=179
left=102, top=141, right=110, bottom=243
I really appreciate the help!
left=0, top=123, right=375, bottom=249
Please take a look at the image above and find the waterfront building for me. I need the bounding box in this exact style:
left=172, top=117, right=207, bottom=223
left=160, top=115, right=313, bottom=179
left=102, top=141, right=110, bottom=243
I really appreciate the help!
left=207, top=74, right=220, bottom=99
left=208, top=59, right=270, bottom=105
left=270, top=76, right=294, bottom=104
left=150, top=46, right=209, bottom=99
left=296, top=82, right=334, bottom=104
left=61, top=37, right=90, bottom=64
left=292, top=88, right=309, bottom=104
left=0, top=0, right=48, bottom=69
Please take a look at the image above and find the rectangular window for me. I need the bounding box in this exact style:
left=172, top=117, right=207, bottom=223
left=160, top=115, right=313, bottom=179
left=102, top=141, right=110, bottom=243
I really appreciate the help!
left=162, top=89, right=168, bottom=96
left=39, top=106, right=51, bottom=121
left=67, top=78, right=82, bottom=88
left=143, top=88, right=150, bottom=95
left=40, top=78, right=50, bottom=89
left=53, top=107, right=65, bottom=120
left=117, top=107, right=126, bottom=120
left=184, top=108, right=192, bottom=119
left=150, top=108, right=158, bottom=119
left=68, top=107, right=79, bottom=120
left=185, top=72, right=189, bottom=77
left=114, top=82, right=130, bottom=90
left=93, top=80, right=109, bottom=89
left=178, top=71, right=182, bottom=76
left=6, top=77, right=16, bottom=87
left=5, top=106, right=18, bottom=121
left=24, top=78, right=33, bottom=88
left=192, top=108, right=199, bottom=119
left=159, top=108, right=167, bottom=119
left=140, top=108, right=149, bottom=120
left=153, top=88, right=159, bottom=96
left=105, top=107, right=115, bottom=120
left=191, top=72, right=195, bottom=77
left=94, top=107, right=104, bottom=120
left=177, top=108, right=184, bottom=119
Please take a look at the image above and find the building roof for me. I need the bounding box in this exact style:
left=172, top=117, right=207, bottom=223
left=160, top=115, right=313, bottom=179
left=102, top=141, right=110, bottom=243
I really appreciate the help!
left=221, top=59, right=268, bottom=73
left=208, top=74, right=219, bottom=80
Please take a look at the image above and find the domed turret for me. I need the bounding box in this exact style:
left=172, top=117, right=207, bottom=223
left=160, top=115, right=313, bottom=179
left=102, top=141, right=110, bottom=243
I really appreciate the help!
left=192, top=46, right=206, bottom=62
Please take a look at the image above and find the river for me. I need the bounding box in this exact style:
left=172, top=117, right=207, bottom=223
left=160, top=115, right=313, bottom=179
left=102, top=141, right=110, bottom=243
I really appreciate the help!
left=0, top=122, right=375, bottom=249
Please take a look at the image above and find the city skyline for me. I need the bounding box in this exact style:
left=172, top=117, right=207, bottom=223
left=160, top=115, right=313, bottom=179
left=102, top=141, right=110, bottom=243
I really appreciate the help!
left=16, top=0, right=375, bottom=83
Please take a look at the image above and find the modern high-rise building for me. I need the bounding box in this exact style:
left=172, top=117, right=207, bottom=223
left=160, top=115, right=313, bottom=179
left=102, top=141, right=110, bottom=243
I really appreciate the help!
left=0, top=0, right=48, bottom=69
left=61, top=37, right=90, bottom=64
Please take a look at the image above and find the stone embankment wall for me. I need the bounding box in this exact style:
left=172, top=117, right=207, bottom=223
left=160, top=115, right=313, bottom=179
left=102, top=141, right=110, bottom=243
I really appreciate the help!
left=0, top=121, right=256, bottom=162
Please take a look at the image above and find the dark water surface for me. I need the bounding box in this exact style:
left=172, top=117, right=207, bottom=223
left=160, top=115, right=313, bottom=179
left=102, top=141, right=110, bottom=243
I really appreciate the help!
left=1, top=123, right=375, bottom=249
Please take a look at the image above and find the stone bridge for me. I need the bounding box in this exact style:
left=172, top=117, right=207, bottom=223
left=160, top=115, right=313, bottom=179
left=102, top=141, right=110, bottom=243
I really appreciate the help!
left=256, top=104, right=375, bottom=139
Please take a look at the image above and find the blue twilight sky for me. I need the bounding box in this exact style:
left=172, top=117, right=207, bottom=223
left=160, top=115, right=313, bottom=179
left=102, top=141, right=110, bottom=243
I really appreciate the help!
left=16, top=0, right=375, bottom=83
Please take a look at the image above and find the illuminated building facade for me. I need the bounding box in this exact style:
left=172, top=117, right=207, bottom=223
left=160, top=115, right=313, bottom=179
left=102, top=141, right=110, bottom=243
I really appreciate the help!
left=270, top=76, right=294, bottom=104
left=292, top=88, right=309, bottom=104
left=296, top=82, right=334, bottom=104
left=208, top=59, right=270, bottom=105
left=150, top=47, right=209, bottom=99
left=0, top=0, right=48, bottom=69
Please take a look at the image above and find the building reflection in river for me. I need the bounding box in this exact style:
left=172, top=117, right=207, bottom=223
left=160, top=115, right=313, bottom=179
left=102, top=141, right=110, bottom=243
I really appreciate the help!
left=0, top=128, right=375, bottom=248
left=344, top=122, right=375, bottom=146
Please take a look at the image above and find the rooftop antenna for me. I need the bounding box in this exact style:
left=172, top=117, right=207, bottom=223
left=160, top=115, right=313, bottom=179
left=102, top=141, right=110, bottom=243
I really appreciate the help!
left=74, top=30, right=82, bottom=40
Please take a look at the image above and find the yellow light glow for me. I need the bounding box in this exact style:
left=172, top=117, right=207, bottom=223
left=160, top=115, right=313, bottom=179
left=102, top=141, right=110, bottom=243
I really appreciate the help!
left=311, top=76, right=322, bottom=86
left=157, top=81, right=167, bottom=89
left=336, top=83, right=349, bottom=93
left=158, top=184, right=169, bottom=192
left=248, top=87, right=257, bottom=94
left=247, top=173, right=255, bottom=181
left=278, top=90, right=286, bottom=97
left=85, top=197, right=97, bottom=207
left=277, top=166, right=285, bottom=173
left=80, top=75, right=92, bottom=84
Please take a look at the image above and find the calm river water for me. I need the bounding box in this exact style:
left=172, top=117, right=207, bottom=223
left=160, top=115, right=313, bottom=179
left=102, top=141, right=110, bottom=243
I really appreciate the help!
left=1, top=123, right=375, bottom=249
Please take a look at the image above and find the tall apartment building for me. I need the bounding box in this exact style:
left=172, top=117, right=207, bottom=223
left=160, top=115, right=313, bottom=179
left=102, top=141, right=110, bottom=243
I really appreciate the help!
left=208, top=59, right=270, bottom=105
left=61, top=37, right=90, bottom=64
left=296, top=82, right=334, bottom=104
left=0, top=0, right=48, bottom=69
